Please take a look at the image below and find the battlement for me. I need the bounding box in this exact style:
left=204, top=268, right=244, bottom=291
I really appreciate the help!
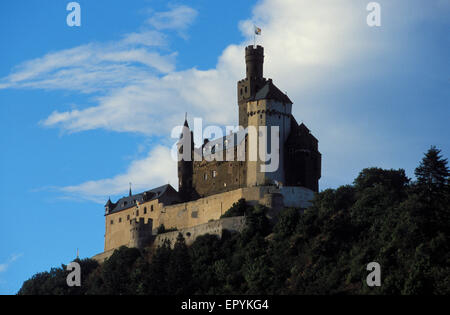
left=129, top=217, right=153, bottom=249
left=245, top=45, right=264, bottom=81
left=245, top=45, right=264, bottom=56
left=154, top=216, right=246, bottom=248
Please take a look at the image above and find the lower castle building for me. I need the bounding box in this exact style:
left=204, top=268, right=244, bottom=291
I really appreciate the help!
left=94, top=45, right=321, bottom=261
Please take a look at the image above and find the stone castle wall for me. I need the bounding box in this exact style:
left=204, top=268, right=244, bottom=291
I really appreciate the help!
left=154, top=216, right=246, bottom=248
left=103, top=185, right=314, bottom=253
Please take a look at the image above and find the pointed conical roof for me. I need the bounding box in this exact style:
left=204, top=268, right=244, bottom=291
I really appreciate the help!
left=254, top=80, right=293, bottom=104
left=105, top=198, right=113, bottom=207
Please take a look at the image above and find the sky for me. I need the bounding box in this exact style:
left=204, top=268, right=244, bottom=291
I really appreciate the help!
left=0, top=0, right=449, bottom=294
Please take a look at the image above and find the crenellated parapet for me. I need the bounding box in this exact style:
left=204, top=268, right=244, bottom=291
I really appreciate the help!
left=129, top=217, right=153, bottom=249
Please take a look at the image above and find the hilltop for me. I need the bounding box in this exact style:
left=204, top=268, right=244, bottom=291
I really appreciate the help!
left=18, top=146, right=449, bottom=295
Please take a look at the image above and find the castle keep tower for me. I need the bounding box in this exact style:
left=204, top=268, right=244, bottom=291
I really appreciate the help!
left=237, top=45, right=267, bottom=128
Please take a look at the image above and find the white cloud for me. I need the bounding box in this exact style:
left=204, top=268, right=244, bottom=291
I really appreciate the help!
left=21, top=0, right=442, bottom=137
left=147, top=5, right=198, bottom=34
left=0, top=254, right=23, bottom=273
left=121, top=30, right=167, bottom=47
left=2, top=0, right=448, bottom=199
left=1, top=42, right=176, bottom=94
left=60, top=146, right=177, bottom=203
left=3, top=0, right=425, bottom=136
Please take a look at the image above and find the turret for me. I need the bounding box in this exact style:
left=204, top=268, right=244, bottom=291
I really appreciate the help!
left=237, top=45, right=267, bottom=128
left=105, top=198, right=113, bottom=215
left=129, top=218, right=153, bottom=249
left=245, top=45, right=264, bottom=80
left=177, top=117, right=194, bottom=201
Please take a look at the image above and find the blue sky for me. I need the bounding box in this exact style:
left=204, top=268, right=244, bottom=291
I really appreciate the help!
left=0, top=0, right=448, bottom=294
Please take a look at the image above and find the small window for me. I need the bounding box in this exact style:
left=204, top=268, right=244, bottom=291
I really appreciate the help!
left=245, top=86, right=248, bottom=93
left=151, top=205, right=154, bottom=212
left=144, top=207, right=147, bottom=214
left=127, top=215, right=130, bottom=220
left=204, top=173, right=208, bottom=181
left=240, top=88, right=243, bottom=95
left=224, top=183, right=227, bottom=187
left=110, top=220, right=114, bottom=225
left=119, top=218, right=122, bottom=223
left=212, top=170, right=217, bottom=178
left=136, top=210, right=139, bottom=216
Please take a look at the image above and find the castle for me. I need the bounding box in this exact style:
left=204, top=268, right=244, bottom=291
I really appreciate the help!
left=94, top=45, right=321, bottom=261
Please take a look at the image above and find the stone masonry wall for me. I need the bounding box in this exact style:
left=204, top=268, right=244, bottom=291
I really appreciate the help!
left=154, top=216, right=246, bottom=248
left=102, top=185, right=314, bottom=253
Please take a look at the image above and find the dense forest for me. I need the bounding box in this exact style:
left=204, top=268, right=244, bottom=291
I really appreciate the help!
left=18, top=146, right=449, bottom=295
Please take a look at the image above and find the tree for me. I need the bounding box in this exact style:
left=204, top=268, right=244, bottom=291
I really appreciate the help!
left=415, top=146, right=449, bottom=197
left=101, top=246, right=142, bottom=294
left=166, top=233, right=193, bottom=294
left=18, top=149, right=450, bottom=295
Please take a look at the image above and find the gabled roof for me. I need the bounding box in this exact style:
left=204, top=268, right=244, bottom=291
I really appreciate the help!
left=287, top=121, right=318, bottom=143
left=298, top=123, right=310, bottom=133
left=254, top=80, right=292, bottom=104
left=107, top=184, right=174, bottom=214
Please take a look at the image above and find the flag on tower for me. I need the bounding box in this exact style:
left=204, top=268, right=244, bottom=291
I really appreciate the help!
left=254, top=26, right=261, bottom=35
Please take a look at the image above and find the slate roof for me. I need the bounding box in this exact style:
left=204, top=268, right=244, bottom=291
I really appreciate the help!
left=253, top=80, right=292, bottom=104
left=106, top=184, right=173, bottom=214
